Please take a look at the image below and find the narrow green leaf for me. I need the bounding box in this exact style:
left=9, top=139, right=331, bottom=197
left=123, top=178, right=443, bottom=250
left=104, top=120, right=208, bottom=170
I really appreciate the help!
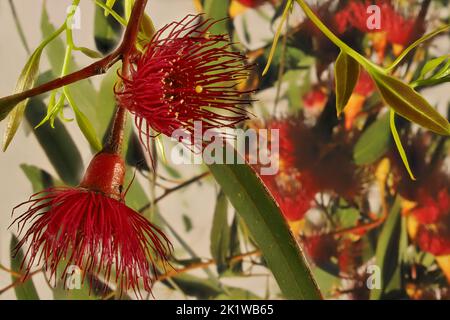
left=370, top=197, right=402, bottom=300
left=2, top=48, right=44, bottom=151
left=75, top=46, right=103, bottom=59
left=140, top=14, right=156, bottom=39
left=389, top=110, right=416, bottom=180
left=105, top=0, right=117, bottom=16
left=262, top=0, right=293, bottom=76
left=335, top=50, right=360, bottom=115
left=208, top=146, right=322, bottom=299
left=65, top=87, right=102, bottom=151
left=418, top=55, right=449, bottom=80
left=203, top=0, right=230, bottom=34
left=41, top=6, right=105, bottom=142
left=167, top=274, right=260, bottom=300
left=371, top=70, right=450, bottom=135
left=10, top=235, right=39, bottom=300
left=353, top=113, right=390, bottom=165
left=20, top=164, right=54, bottom=191
left=210, top=191, right=230, bottom=274
left=94, top=1, right=123, bottom=54
left=387, top=24, right=450, bottom=72
left=390, top=110, right=416, bottom=180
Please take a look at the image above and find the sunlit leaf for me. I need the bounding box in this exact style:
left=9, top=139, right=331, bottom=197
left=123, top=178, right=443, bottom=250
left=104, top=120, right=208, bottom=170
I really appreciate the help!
left=75, top=46, right=103, bottom=59
left=418, top=56, right=448, bottom=80
left=9, top=235, right=39, bottom=300
left=208, top=145, right=322, bottom=299
left=25, top=98, right=83, bottom=186
left=370, top=70, right=450, bottom=135
left=390, top=110, right=415, bottom=180
left=353, top=113, right=390, bottom=165
left=370, top=197, right=402, bottom=300
left=210, top=191, right=230, bottom=274
left=335, top=51, right=360, bottom=115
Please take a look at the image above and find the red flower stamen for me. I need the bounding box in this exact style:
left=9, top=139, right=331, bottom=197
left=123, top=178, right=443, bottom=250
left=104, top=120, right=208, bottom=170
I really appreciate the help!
left=116, top=14, right=253, bottom=147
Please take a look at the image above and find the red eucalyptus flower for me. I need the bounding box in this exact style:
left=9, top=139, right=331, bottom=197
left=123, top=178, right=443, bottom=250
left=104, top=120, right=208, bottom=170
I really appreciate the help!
left=12, top=152, right=172, bottom=295
left=117, top=14, right=252, bottom=146
left=236, top=0, right=267, bottom=7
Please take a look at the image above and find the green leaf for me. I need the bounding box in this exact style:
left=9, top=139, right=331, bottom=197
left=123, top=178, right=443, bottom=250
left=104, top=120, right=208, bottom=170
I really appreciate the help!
left=207, top=146, right=322, bottom=299
left=105, top=0, right=117, bottom=16
left=203, top=0, right=230, bottom=34
left=210, top=191, right=230, bottom=274
left=123, top=168, right=149, bottom=211
left=168, top=274, right=260, bottom=299
left=370, top=196, right=402, bottom=300
left=2, top=49, right=43, bottom=151
left=20, top=164, right=54, bottom=191
left=418, top=56, right=449, bottom=80
left=370, top=70, right=450, bottom=135
left=25, top=98, right=83, bottom=186
left=10, top=235, right=39, bottom=300
left=94, top=1, right=123, bottom=54
left=353, top=113, right=390, bottom=165
left=182, top=214, right=193, bottom=233
left=214, top=287, right=260, bottom=300
left=96, top=64, right=121, bottom=142
left=335, top=51, right=360, bottom=115
left=262, top=0, right=293, bottom=76
left=167, top=274, right=223, bottom=299
left=65, top=88, right=102, bottom=152
left=387, top=24, right=450, bottom=72
left=390, top=110, right=415, bottom=180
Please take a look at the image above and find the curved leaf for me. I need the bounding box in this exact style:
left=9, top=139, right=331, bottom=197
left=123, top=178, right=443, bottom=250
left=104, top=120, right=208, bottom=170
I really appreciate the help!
left=390, top=110, right=415, bottom=180
left=335, top=51, right=360, bottom=115
left=210, top=191, right=230, bottom=274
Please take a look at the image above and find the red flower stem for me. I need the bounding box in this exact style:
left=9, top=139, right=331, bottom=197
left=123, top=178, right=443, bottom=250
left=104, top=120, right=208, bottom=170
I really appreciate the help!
left=104, top=0, right=148, bottom=154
